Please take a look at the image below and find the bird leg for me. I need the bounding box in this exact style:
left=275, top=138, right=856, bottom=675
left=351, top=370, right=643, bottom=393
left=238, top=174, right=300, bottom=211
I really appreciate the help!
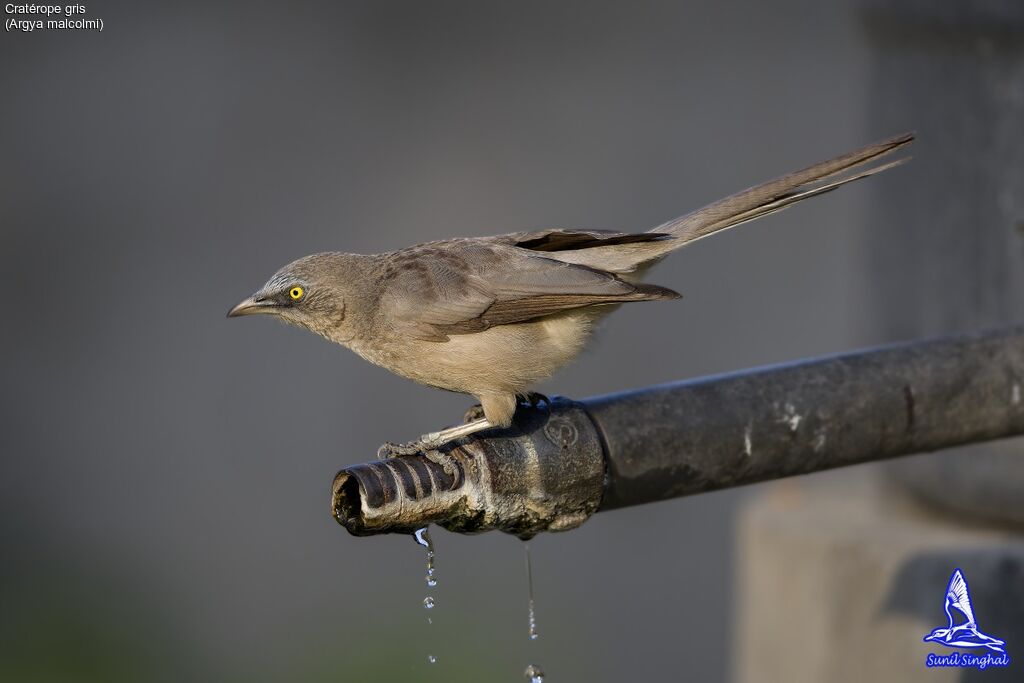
left=377, top=417, right=496, bottom=474
left=421, top=417, right=495, bottom=446
left=466, top=393, right=544, bottom=422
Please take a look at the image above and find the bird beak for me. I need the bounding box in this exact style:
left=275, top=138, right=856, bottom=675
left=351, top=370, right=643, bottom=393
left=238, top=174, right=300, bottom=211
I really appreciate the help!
left=227, top=295, right=280, bottom=318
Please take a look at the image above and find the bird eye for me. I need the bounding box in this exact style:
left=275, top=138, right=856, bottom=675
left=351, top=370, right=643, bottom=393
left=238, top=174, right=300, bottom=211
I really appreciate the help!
left=289, top=286, right=305, bottom=301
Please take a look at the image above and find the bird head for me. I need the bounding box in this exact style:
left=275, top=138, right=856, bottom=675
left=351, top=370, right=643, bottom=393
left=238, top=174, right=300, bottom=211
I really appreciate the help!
left=924, top=627, right=950, bottom=643
left=227, top=252, right=366, bottom=343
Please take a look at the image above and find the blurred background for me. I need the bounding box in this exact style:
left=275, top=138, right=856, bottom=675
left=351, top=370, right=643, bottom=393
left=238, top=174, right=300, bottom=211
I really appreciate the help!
left=2, top=1, right=1021, bottom=681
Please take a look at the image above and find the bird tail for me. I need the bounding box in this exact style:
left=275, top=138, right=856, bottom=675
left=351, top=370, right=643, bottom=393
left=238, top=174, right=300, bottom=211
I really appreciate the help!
left=529, top=133, right=913, bottom=277
left=650, top=132, right=914, bottom=247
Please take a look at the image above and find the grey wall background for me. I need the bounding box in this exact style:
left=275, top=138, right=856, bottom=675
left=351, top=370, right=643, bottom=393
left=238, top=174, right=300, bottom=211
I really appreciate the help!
left=1, top=1, right=903, bottom=681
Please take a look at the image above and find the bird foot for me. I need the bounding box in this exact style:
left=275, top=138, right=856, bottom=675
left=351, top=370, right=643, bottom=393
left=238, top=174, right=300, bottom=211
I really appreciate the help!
left=377, top=440, right=425, bottom=458
left=423, top=449, right=459, bottom=477
left=376, top=439, right=459, bottom=477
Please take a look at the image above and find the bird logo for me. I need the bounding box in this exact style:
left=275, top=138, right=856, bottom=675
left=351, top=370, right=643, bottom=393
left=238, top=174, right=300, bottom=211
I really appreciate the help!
left=923, top=569, right=1006, bottom=654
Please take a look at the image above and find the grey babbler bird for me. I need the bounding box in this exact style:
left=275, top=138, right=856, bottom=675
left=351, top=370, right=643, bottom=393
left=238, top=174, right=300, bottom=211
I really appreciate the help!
left=229, top=133, right=913, bottom=458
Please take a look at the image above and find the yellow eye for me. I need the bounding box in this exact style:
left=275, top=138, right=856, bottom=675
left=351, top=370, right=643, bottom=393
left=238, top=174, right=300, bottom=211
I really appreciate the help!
left=289, top=286, right=304, bottom=301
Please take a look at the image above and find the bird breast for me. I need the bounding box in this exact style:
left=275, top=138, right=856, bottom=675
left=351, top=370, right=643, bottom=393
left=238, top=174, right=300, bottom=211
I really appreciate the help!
left=348, top=307, right=611, bottom=396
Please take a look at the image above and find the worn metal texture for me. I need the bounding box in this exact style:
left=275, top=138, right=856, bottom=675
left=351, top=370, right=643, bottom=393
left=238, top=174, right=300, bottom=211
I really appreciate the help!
left=332, top=397, right=605, bottom=538
left=591, top=326, right=1024, bottom=510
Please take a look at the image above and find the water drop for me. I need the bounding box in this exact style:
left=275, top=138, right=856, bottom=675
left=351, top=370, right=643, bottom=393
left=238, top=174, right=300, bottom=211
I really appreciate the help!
left=413, top=526, right=436, bottom=588
left=524, top=664, right=545, bottom=682
left=413, top=527, right=439, bottom=667
left=522, top=545, right=545, bottom=679
left=525, top=543, right=539, bottom=640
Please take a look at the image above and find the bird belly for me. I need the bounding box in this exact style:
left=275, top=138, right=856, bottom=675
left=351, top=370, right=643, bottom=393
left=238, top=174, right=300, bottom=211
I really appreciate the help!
left=353, top=307, right=609, bottom=397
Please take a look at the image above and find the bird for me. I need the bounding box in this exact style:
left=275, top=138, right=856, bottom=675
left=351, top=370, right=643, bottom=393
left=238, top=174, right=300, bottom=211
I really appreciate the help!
left=229, top=132, right=913, bottom=459
left=923, top=569, right=1006, bottom=653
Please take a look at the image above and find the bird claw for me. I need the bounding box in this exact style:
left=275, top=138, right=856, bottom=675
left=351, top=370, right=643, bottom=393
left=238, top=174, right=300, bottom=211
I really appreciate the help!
left=423, top=449, right=459, bottom=477
left=377, top=440, right=426, bottom=458
left=376, top=439, right=459, bottom=477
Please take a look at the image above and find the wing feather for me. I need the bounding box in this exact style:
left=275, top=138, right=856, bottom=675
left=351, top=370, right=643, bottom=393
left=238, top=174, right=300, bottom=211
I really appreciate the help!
left=490, top=228, right=672, bottom=252
left=378, top=240, right=678, bottom=341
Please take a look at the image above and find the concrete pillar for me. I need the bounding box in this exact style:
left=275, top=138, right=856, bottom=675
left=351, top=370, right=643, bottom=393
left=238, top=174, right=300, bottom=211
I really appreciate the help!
left=734, top=474, right=1023, bottom=683
left=734, top=3, right=1024, bottom=680
left=863, top=0, right=1024, bottom=522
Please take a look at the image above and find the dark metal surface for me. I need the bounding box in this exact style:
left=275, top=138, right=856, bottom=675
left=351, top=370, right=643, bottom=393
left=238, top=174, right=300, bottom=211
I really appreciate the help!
left=332, top=326, right=1024, bottom=536
left=594, top=326, right=1024, bottom=509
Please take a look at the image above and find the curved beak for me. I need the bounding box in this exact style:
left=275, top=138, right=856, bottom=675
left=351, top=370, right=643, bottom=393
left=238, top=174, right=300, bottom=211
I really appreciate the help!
left=227, top=295, right=281, bottom=318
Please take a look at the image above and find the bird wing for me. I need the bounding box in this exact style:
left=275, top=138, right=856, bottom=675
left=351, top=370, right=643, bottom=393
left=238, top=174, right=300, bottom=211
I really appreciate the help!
left=946, top=570, right=976, bottom=626
left=488, top=228, right=673, bottom=252
left=378, top=240, right=679, bottom=341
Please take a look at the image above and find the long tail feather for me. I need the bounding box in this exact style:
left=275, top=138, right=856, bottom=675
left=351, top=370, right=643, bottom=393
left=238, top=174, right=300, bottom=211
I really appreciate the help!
left=651, top=132, right=914, bottom=245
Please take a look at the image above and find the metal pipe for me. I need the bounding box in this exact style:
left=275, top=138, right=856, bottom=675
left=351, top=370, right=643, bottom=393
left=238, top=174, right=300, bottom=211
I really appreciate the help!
left=332, top=399, right=606, bottom=539
left=332, top=326, right=1024, bottom=538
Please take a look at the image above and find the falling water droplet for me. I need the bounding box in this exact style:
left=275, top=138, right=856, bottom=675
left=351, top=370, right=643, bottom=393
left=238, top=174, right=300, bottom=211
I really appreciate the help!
left=525, top=543, right=539, bottom=640
left=413, top=527, right=439, bottom=668
left=414, top=526, right=437, bottom=587
left=524, top=664, right=545, bottom=682
left=521, top=544, right=545, bottom=680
